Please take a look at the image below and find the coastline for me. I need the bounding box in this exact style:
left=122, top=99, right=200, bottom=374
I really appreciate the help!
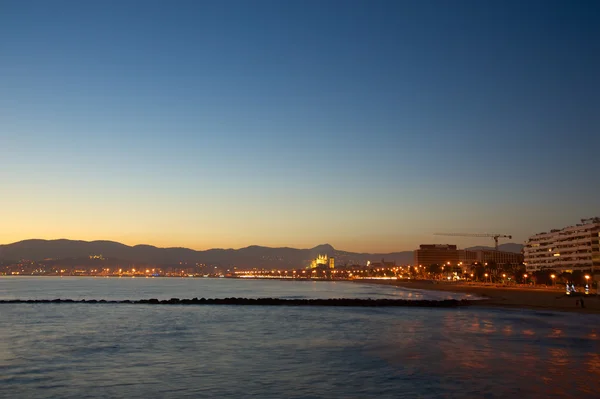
left=359, top=279, right=600, bottom=313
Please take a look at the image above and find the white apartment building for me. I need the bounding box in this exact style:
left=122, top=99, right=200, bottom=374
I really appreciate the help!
left=524, top=218, right=600, bottom=272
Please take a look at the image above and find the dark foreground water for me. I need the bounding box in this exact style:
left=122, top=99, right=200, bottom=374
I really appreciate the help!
left=1, top=278, right=600, bottom=398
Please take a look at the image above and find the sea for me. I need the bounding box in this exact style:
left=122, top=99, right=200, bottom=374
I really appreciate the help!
left=1, top=277, right=599, bottom=398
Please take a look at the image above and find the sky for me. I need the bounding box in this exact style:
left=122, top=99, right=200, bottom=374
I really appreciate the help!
left=1, top=0, right=599, bottom=252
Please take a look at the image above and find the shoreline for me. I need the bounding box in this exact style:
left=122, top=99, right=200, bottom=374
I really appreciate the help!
left=4, top=275, right=598, bottom=313
left=359, top=279, right=600, bottom=313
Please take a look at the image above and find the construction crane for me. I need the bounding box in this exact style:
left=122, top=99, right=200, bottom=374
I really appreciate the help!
left=433, top=233, right=512, bottom=251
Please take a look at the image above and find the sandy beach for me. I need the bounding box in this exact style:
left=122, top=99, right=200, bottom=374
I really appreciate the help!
left=362, top=279, right=600, bottom=313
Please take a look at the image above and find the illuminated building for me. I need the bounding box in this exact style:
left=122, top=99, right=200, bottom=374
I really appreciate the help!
left=524, top=217, right=600, bottom=272
left=329, top=257, right=335, bottom=269
left=309, top=254, right=329, bottom=269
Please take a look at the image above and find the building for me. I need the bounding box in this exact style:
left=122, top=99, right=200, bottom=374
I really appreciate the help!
left=368, top=258, right=396, bottom=269
left=459, top=250, right=479, bottom=265
left=523, top=230, right=557, bottom=271
left=524, top=217, right=600, bottom=272
left=309, top=254, right=329, bottom=269
left=471, top=249, right=523, bottom=266
left=414, top=245, right=460, bottom=267
left=328, top=257, right=335, bottom=269
left=415, top=244, right=523, bottom=272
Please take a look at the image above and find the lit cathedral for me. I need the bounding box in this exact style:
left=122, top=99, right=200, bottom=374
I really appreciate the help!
left=309, top=254, right=335, bottom=269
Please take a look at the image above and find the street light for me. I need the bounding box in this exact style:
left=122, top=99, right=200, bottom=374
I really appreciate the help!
left=585, top=275, right=591, bottom=294
left=550, top=274, right=556, bottom=286
left=585, top=275, right=590, bottom=289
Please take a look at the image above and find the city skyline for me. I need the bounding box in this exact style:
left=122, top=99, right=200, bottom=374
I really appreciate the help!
left=2, top=1, right=598, bottom=252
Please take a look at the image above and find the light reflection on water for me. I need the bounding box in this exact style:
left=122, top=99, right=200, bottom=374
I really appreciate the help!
left=1, top=279, right=599, bottom=398
left=0, top=276, right=475, bottom=301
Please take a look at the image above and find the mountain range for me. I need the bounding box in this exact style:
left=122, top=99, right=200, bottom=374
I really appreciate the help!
left=0, top=239, right=524, bottom=269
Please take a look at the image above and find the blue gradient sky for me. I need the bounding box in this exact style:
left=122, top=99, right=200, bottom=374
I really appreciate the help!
left=1, top=0, right=598, bottom=252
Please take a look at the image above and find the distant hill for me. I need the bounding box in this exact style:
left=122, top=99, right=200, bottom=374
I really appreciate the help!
left=465, top=243, right=523, bottom=253
left=0, top=239, right=415, bottom=269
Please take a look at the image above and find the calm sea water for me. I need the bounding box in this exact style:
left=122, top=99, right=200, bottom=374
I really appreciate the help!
left=1, top=277, right=600, bottom=398
left=0, top=277, right=478, bottom=301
